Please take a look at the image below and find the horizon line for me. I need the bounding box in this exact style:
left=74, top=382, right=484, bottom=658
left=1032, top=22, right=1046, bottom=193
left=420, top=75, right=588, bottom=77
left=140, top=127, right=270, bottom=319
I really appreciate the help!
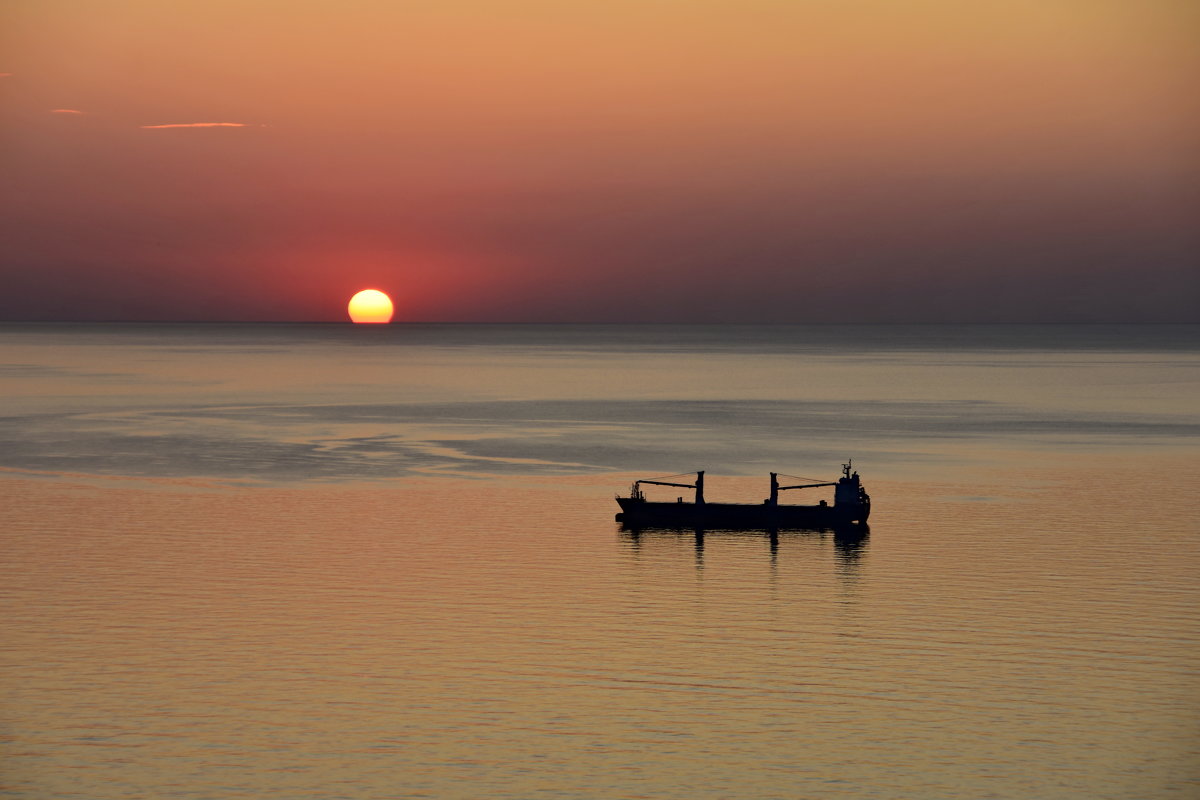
left=1, top=320, right=1196, bottom=326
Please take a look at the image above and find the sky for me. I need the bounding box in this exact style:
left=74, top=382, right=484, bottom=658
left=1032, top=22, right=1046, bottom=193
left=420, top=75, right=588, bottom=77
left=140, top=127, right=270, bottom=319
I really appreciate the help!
left=1, top=0, right=1197, bottom=322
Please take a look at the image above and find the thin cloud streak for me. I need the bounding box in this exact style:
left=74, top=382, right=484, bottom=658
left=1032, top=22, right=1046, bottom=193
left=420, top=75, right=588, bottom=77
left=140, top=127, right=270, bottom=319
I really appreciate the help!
left=51, top=108, right=87, bottom=114
left=140, top=122, right=248, bottom=129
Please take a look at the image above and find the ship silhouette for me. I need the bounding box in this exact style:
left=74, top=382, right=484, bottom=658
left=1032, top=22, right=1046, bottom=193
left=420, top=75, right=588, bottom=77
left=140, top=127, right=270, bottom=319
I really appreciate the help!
left=616, top=462, right=870, bottom=529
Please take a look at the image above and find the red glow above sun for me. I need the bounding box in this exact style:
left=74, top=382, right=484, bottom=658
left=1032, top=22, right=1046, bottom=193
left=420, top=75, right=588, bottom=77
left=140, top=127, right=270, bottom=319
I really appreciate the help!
left=347, top=289, right=394, bottom=323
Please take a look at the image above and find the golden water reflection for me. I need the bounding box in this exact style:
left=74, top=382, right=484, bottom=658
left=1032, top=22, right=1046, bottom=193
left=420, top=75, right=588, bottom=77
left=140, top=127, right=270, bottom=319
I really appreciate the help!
left=2, top=454, right=1198, bottom=798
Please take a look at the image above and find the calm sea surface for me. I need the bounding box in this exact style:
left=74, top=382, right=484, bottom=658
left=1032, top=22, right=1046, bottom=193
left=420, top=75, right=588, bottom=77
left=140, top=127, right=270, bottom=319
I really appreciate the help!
left=1, top=324, right=1197, bottom=799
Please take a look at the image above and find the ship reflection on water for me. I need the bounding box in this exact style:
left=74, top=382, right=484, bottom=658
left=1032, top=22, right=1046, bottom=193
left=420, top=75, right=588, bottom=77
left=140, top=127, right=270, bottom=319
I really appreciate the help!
left=619, top=523, right=870, bottom=571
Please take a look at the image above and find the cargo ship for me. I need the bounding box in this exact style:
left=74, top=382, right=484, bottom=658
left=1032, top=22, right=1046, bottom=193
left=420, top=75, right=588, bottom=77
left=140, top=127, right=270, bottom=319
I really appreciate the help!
left=615, top=462, right=870, bottom=528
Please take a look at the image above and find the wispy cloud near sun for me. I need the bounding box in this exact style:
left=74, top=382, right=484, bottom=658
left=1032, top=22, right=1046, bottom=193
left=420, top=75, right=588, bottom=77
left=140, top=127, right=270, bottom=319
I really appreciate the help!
left=140, top=122, right=249, bottom=129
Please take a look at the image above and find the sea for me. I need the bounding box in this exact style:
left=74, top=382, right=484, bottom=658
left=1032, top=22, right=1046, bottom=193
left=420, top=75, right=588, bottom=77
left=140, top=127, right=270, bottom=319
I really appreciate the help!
left=1, top=323, right=1197, bottom=799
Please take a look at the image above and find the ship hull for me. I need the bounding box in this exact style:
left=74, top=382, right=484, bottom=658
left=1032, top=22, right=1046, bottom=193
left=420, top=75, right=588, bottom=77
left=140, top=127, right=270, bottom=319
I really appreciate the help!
left=615, top=498, right=869, bottom=528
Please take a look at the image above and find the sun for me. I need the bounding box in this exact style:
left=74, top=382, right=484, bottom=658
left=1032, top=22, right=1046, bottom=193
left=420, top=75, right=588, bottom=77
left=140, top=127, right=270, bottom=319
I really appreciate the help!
left=347, top=289, right=394, bottom=323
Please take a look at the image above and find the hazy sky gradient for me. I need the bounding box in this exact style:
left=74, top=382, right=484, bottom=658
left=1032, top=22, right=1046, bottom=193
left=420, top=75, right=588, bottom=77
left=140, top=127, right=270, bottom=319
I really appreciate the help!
left=2, top=0, right=1196, bottom=321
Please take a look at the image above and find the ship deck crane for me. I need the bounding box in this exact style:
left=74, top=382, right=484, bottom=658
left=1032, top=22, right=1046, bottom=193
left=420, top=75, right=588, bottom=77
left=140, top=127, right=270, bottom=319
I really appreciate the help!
left=769, top=473, right=835, bottom=505
left=629, top=471, right=705, bottom=504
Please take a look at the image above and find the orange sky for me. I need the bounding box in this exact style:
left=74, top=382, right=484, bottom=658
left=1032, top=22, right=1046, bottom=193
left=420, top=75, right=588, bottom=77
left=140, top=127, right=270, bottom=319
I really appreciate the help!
left=2, top=0, right=1196, bottom=321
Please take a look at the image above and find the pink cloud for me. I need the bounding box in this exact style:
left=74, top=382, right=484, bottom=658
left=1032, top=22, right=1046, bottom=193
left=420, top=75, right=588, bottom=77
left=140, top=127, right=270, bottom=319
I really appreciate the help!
left=140, top=122, right=248, bottom=129
left=51, top=108, right=87, bottom=115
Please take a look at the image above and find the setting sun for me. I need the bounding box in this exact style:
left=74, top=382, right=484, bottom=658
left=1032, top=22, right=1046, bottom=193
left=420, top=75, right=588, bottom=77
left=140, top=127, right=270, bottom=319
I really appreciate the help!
left=347, top=289, right=394, bottom=323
